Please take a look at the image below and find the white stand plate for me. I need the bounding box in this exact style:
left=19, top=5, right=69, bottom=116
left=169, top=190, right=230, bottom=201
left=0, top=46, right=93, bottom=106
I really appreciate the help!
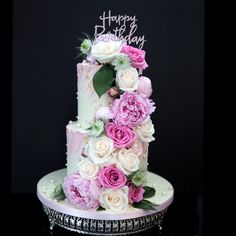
left=37, top=169, right=174, bottom=235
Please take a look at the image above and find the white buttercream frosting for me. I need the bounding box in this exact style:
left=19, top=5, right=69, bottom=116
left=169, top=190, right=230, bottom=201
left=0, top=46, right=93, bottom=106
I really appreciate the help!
left=77, top=62, right=111, bottom=125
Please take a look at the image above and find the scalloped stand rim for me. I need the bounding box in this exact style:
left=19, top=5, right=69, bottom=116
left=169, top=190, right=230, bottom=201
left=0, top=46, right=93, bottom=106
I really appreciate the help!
left=37, top=168, right=174, bottom=235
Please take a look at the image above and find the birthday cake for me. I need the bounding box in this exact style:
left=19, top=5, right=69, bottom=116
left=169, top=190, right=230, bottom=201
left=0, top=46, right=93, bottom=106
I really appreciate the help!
left=53, top=32, right=157, bottom=213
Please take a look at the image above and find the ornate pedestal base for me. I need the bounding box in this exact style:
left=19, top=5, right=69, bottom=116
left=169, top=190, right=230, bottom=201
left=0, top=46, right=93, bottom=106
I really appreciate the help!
left=37, top=169, right=174, bottom=235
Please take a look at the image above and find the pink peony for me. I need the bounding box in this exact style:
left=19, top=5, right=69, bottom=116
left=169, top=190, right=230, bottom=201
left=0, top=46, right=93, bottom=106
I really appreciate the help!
left=121, top=45, right=148, bottom=70
left=128, top=183, right=144, bottom=203
left=106, top=122, right=136, bottom=148
left=137, top=76, right=153, bottom=98
left=98, top=165, right=127, bottom=189
left=63, top=172, right=101, bottom=209
left=110, top=92, right=155, bottom=127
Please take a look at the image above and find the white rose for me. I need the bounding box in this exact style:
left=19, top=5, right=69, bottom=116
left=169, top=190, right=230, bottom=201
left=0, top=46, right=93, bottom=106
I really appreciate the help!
left=99, top=187, right=129, bottom=212
left=90, top=40, right=122, bottom=64
left=136, top=118, right=155, bottom=143
left=77, top=158, right=99, bottom=180
left=116, top=148, right=140, bottom=175
left=116, top=67, right=139, bottom=91
left=88, top=135, right=114, bottom=164
left=98, top=150, right=118, bottom=169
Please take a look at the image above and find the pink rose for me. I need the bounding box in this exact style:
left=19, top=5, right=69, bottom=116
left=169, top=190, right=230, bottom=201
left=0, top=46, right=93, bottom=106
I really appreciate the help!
left=128, top=183, right=144, bottom=203
left=106, top=122, right=136, bottom=148
left=108, top=86, right=120, bottom=97
left=98, top=165, right=127, bottom=189
left=121, top=45, right=148, bottom=70
left=110, top=92, right=155, bottom=127
left=137, top=76, right=153, bottom=98
left=63, top=173, right=101, bottom=209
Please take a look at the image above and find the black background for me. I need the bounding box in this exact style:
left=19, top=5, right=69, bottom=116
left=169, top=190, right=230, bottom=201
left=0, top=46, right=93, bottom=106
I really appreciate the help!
left=11, top=0, right=204, bottom=196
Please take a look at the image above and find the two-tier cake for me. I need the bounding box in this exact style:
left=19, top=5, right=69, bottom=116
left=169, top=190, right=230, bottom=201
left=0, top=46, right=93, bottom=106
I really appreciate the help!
left=37, top=30, right=174, bottom=235
left=63, top=33, right=157, bottom=212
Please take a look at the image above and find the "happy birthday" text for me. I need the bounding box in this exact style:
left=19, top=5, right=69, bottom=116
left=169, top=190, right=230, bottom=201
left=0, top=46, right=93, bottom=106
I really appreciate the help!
left=94, top=10, right=146, bottom=49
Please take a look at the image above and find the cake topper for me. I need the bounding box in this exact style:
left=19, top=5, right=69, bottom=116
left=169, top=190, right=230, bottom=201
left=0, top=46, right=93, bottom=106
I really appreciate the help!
left=94, top=10, right=146, bottom=49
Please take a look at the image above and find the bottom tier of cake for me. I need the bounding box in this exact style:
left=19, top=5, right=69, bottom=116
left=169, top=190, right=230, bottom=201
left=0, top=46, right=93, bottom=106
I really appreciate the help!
left=37, top=169, right=174, bottom=235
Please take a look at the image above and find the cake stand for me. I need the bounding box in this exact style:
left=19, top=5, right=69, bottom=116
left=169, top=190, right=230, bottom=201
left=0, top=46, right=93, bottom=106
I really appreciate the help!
left=37, top=169, right=174, bottom=235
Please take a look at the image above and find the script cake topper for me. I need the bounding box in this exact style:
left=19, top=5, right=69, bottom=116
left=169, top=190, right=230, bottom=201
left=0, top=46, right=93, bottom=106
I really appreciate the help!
left=94, top=10, right=146, bottom=49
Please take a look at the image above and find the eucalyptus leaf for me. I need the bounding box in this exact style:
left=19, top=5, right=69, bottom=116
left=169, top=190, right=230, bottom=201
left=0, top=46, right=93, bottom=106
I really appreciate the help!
left=52, top=183, right=66, bottom=201
left=143, top=186, right=156, bottom=198
left=132, top=199, right=159, bottom=210
left=93, top=64, right=114, bottom=97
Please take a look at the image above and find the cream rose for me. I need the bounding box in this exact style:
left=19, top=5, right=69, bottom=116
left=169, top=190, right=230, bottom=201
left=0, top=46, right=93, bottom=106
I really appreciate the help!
left=131, top=139, right=145, bottom=156
left=88, top=135, right=114, bottom=164
left=99, top=187, right=129, bottom=212
left=116, top=148, right=140, bottom=175
left=116, top=67, right=139, bottom=91
left=77, top=158, right=99, bottom=180
left=98, top=150, right=118, bottom=169
left=136, top=118, right=155, bottom=143
left=90, top=40, right=122, bottom=64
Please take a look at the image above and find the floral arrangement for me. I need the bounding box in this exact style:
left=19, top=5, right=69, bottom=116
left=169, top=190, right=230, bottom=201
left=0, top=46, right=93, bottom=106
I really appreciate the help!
left=56, top=33, right=158, bottom=212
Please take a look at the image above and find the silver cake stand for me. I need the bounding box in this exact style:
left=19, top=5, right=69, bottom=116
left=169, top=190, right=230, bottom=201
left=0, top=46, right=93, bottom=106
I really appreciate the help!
left=37, top=169, right=174, bottom=235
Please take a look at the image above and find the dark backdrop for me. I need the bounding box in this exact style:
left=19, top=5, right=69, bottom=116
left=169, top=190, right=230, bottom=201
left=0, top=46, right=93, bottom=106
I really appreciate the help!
left=11, top=0, right=204, bottom=193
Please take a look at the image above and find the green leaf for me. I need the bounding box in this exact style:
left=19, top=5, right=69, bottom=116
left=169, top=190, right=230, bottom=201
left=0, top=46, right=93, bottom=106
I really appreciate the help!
left=143, top=186, right=156, bottom=198
left=111, top=65, right=116, bottom=77
left=52, top=183, right=66, bottom=201
left=132, top=199, right=159, bottom=210
left=93, top=64, right=115, bottom=97
left=96, top=206, right=105, bottom=211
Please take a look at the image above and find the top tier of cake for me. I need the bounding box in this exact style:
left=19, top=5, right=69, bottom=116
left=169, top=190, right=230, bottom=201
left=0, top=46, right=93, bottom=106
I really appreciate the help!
left=76, top=61, right=111, bottom=128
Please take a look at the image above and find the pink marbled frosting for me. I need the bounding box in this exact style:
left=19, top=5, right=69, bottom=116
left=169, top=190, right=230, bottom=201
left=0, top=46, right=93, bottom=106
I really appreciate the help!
left=66, top=123, right=89, bottom=175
